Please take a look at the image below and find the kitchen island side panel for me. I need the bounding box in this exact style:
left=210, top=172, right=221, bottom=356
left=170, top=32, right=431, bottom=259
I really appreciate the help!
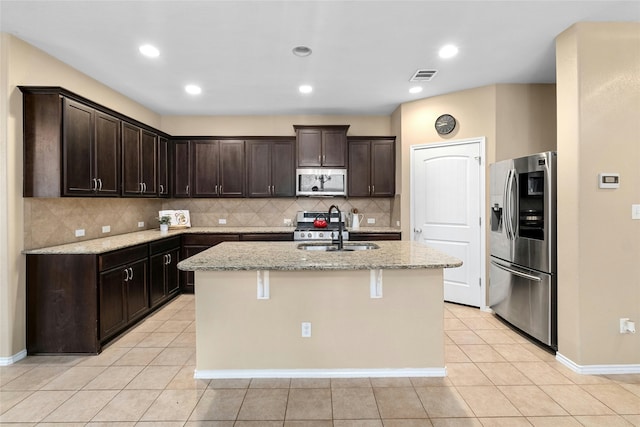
left=194, top=269, right=444, bottom=373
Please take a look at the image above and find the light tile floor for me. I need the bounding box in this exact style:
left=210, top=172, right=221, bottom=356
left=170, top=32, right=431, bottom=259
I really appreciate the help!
left=1, top=294, right=639, bottom=426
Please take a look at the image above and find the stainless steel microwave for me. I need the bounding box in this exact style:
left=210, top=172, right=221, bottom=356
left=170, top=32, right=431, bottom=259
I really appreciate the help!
left=296, top=168, right=347, bottom=196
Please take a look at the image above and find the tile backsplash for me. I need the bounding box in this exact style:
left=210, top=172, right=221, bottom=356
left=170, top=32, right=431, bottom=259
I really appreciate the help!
left=24, top=197, right=395, bottom=249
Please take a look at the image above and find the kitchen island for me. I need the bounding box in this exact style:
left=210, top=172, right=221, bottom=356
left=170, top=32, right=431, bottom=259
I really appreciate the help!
left=178, top=240, right=462, bottom=379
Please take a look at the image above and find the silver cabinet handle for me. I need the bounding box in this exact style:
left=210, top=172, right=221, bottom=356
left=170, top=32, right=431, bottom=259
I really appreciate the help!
left=159, top=184, right=164, bottom=194
left=129, top=267, right=134, bottom=280
left=97, top=178, right=103, bottom=191
left=318, top=155, right=322, bottom=163
left=92, top=178, right=98, bottom=191
left=219, top=184, right=223, bottom=194
left=124, top=268, right=129, bottom=281
left=372, top=185, right=375, bottom=194
left=143, top=182, right=147, bottom=193
left=168, top=253, right=172, bottom=264
left=186, top=185, right=189, bottom=194
left=323, top=155, right=326, bottom=163
left=139, top=182, right=143, bottom=193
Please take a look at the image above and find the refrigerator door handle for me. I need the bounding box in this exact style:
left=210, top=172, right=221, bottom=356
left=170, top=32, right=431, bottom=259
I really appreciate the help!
left=490, top=260, right=542, bottom=282
left=504, top=169, right=513, bottom=239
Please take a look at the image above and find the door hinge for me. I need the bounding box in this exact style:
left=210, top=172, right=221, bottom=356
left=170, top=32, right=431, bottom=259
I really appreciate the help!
left=479, top=216, right=482, bottom=226
left=479, top=277, right=482, bottom=287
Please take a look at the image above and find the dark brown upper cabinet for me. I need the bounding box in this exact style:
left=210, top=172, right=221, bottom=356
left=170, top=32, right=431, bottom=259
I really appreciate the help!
left=294, top=125, right=349, bottom=168
left=246, top=139, right=295, bottom=197
left=191, top=139, right=245, bottom=197
left=20, top=87, right=169, bottom=198
left=348, top=137, right=396, bottom=197
left=63, top=99, right=121, bottom=196
left=157, top=136, right=170, bottom=197
left=172, top=139, right=191, bottom=198
left=122, top=123, right=158, bottom=197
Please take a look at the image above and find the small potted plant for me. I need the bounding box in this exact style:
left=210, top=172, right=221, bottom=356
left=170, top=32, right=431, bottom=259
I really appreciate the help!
left=158, top=215, right=171, bottom=233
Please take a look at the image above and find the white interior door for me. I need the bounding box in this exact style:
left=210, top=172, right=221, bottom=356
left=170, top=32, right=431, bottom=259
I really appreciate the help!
left=412, top=139, right=484, bottom=307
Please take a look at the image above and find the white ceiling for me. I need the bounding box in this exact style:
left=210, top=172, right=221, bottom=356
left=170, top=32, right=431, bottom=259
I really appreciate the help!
left=1, top=0, right=639, bottom=116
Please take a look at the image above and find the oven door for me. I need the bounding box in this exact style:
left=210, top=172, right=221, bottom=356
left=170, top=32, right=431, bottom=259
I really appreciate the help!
left=489, top=257, right=556, bottom=348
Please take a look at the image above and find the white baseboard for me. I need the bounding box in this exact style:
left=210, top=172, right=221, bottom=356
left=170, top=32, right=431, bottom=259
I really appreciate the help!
left=195, top=367, right=447, bottom=379
left=556, top=352, right=640, bottom=375
left=0, top=349, right=27, bottom=366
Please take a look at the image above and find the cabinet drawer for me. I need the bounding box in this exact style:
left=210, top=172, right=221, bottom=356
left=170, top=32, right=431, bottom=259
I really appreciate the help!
left=99, top=244, right=148, bottom=271
left=241, top=233, right=294, bottom=241
left=349, top=232, right=401, bottom=241
left=182, top=233, right=240, bottom=246
left=149, top=236, right=181, bottom=254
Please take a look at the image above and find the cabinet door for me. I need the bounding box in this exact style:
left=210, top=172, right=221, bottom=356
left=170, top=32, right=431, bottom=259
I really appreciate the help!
left=166, top=248, right=181, bottom=296
left=157, top=136, right=169, bottom=197
left=322, top=129, right=347, bottom=167
left=297, top=128, right=322, bottom=167
left=348, top=140, right=372, bottom=197
left=99, top=267, right=127, bottom=340
left=149, top=251, right=166, bottom=308
left=271, top=140, right=295, bottom=197
left=94, top=111, right=121, bottom=196
left=219, top=140, right=245, bottom=197
left=63, top=99, right=94, bottom=195
left=121, top=123, right=142, bottom=196
left=246, top=140, right=271, bottom=197
left=126, top=258, right=148, bottom=322
left=181, top=245, right=209, bottom=293
left=192, top=140, right=220, bottom=197
left=140, top=130, right=157, bottom=195
left=173, top=140, right=191, bottom=197
left=370, top=140, right=395, bottom=196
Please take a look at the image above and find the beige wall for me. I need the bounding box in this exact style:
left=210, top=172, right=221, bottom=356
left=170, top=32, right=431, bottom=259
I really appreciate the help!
left=0, top=34, right=165, bottom=359
left=495, top=84, right=557, bottom=161
left=161, top=115, right=390, bottom=136
left=556, top=23, right=640, bottom=365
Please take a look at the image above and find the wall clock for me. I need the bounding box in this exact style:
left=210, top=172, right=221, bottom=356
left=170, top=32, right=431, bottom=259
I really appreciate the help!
left=435, top=114, right=456, bottom=135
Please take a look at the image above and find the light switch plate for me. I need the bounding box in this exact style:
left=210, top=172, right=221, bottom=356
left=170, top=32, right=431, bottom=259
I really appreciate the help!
left=75, top=229, right=85, bottom=237
left=138, top=221, right=145, bottom=228
left=102, top=225, right=111, bottom=233
left=219, top=218, right=227, bottom=224
left=367, top=218, right=375, bottom=224
left=632, top=204, right=640, bottom=220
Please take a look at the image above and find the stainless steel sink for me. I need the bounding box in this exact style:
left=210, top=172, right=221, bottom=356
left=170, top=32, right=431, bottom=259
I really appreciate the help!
left=297, top=242, right=380, bottom=251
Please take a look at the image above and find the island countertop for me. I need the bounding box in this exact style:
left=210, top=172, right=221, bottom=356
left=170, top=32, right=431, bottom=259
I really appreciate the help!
left=177, top=240, right=462, bottom=272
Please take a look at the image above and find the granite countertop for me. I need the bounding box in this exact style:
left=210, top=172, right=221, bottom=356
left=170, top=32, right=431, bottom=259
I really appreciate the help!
left=177, top=241, right=462, bottom=272
left=23, top=226, right=401, bottom=255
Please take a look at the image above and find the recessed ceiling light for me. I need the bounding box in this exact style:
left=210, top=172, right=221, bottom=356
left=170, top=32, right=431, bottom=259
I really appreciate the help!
left=409, top=86, right=423, bottom=94
left=299, top=85, right=313, bottom=94
left=139, top=44, right=160, bottom=58
left=292, top=46, right=312, bottom=57
left=439, top=44, right=459, bottom=59
left=185, top=84, right=202, bottom=95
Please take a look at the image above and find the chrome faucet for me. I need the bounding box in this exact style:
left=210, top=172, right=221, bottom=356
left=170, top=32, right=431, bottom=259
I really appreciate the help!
left=328, top=205, right=344, bottom=250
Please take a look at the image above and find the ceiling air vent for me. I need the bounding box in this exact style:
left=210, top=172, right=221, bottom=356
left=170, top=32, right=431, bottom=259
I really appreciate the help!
left=410, top=69, right=438, bottom=82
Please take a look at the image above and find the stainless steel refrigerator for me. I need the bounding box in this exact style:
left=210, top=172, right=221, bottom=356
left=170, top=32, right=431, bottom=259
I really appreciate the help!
left=489, top=151, right=557, bottom=349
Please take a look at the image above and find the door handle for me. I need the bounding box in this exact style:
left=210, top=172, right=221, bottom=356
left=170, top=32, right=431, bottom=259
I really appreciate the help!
left=491, top=260, right=541, bottom=282
left=124, top=268, right=129, bottom=281
left=128, top=267, right=134, bottom=280
left=97, top=178, right=103, bottom=191
left=168, top=253, right=171, bottom=264
left=159, top=184, right=164, bottom=194
left=92, top=178, right=98, bottom=191
left=186, top=185, right=189, bottom=194
left=414, top=228, right=422, bottom=233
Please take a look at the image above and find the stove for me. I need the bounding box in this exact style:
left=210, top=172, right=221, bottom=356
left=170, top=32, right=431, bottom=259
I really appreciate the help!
left=294, top=210, right=349, bottom=241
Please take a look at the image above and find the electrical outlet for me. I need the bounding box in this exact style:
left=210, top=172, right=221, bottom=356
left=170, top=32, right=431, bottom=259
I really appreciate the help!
left=620, top=318, right=636, bottom=334
left=301, top=322, right=311, bottom=338
left=138, top=221, right=145, bottom=228
left=102, top=225, right=111, bottom=233
left=75, top=229, right=85, bottom=237
left=219, top=218, right=227, bottom=224
left=632, top=204, right=640, bottom=220
left=284, top=218, right=292, bottom=226
left=367, top=218, right=375, bottom=224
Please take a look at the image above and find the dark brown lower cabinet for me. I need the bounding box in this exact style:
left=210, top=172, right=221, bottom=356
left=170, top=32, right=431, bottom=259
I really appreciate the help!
left=181, top=234, right=241, bottom=293
left=149, top=236, right=181, bottom=308
left=26, top=238, right=178, bottom=354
